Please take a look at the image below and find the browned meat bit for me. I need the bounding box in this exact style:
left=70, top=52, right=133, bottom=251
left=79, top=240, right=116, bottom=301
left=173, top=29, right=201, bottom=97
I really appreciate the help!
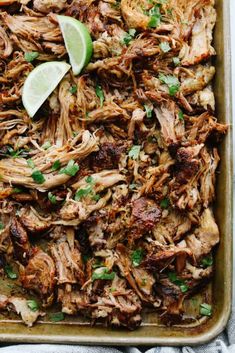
left=90, top=142, right=124, bottom=171
left=0, top=25, right=13, bottom=58
left=20, top=248, right=56, bottom=306
left=33, top=0, right=67, bottom=13
left=10, top=217, right=30, bottom=265
left=131, top=197, right=161, bottom=234
left=20, top=207, right=51, bottom=234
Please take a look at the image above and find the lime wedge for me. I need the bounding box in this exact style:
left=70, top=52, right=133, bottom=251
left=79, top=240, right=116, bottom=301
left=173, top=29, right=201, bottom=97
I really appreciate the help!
left=22, top=61, right=70, bottom=117
left=57, top=15, right=93, bottom=76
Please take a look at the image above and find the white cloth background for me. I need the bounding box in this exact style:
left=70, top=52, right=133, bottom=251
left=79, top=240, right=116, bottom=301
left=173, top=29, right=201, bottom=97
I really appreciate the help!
left=0, top=1, right=234, bottom=352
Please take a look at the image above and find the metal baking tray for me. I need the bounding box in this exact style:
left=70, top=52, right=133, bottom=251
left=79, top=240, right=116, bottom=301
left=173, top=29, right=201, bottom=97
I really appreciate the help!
left=0, top=0, right=232, bottom=345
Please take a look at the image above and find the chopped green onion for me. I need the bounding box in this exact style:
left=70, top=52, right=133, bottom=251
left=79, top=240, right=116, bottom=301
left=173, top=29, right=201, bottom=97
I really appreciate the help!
left=178, top=110, right=184, bottom=121
left=201, top=255, right=213, bottom=268
left=59, top=160, right=79, bottom=177
left=52, top=160, right=61, bottom=171
left=158, top=73, right=180, bottom=96
left=48, top=192, right=57, bottom=204
left=4, top=264, right=17, bottom=279
left=131, top=249, right=144, bottom=267
left=27, top=300, right=39, bottom=312
left=50, top=312, right=64, bottom=322
left=160, top=198, right=169, bottom=209
left=200, top=303, right=212, bottom=316
left=69, top=85, right=77, bottom=94
left=92, top=267, right=115, bottom=281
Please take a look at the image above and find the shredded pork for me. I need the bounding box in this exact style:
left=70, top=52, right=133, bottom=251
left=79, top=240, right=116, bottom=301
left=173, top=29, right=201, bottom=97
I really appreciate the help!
left=0, top=0, right=227, bottom=329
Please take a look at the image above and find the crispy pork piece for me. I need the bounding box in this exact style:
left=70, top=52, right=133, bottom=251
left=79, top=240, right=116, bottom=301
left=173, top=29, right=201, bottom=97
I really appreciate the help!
left=20, top=248, right=56, bottom=306
left=10, top=218, right=30, bottom=265
left=20, top=207, right=51, bottom=234
left=131, top=197, right=161, bottom=233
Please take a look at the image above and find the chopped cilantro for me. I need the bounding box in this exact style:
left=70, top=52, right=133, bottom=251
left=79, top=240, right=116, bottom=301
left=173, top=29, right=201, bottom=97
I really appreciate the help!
left=160, top=198, right=169, bottom=209
left=92, top=267, right=115, bottom=281
left=75, top=186, right=92, bottom=201
left=148, top=5, right=161, bottom=28
left=24, top=51, right=39, bottom=63
left=144, top=104, right=153, bottom=118
left=159, top=41, right=171, bottom=53
left=4, top=264, right=17, bottom=279
left=59, top=160, right=79, bottom=177
left=48, top=192, right=56, bottom=204
left=52, top=160, right=61, bottom=171
left=42, top=141, right=51, bottom=150
left=86, top=175, right=94, bottom=184
left=95, top=85, right=105, bottom=107
left=122, top=28, right=136, bottom=45
left=0, top=222, right=4, bottom=230
left=7, top=147, right=28, bottom=159
left=201, top=255, right=213, bottom=268
left=178, top=110, right=184, bottom=121
left=200, top=303, right=212, bottom=317
left=50, top=312, right=64, bottom=322
left=27, top=300, right=39, bottom=312
left=31, top=170, right=45, bottom=184
left=159, top=73, right=180, bottom=96
left=168, top=272, right=189, bottom=293
left=69, top=85, right=77, bottom=94
left=131, top=249, right=144, bottom=267
left=92, top=194, right=100, bottom=201
left=128, top=145, right=141, bottom=160
left=12, top=187, right=23, bottom=194
left=27, top=158, right=35, bottom=169
left=173, top=57, right=180, bottom=66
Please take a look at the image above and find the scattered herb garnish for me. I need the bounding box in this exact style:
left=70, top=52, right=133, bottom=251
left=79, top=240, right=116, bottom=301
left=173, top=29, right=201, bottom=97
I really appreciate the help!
left=27, top=300, right=39, bottom=312
left=7, top=147, right=28, bottom=159
left=200, top=303, right=212, bottom=316
left=59, top=160, right=79, bottom=177
left=173, top=57, right=180, bottom=66
left=168, top=272, right=189, bottom=293
left=50, top=312, right=65, bottom=322
left=48, top=192, right=57, bottom=204
left=92, top=259, right=104, bottom=269
left=128, top=145, right=141, bottom=160
left=86, top=175, right=94, bottom=184
left=12, top=187, right=23, bottom=194
left=178, top=110, right=184, bottom=121
left=160, top=198, right=169, bottom=209
left=131, top=249, right=144, bottom=267
left=92, top=194, right=101, bottom=201
left=144, top=104, right=153, bottom=118
left=159, top=41, right=171, bottom=53
left=27, top=158, right=35, bottom=169
left=75, top=187, right=92, bottom=201
left=4, top=264, right=17, bottom=279
left=159, top=73, right=180, bottom=96
left=0, top=222, right=4, bottom=230
left=122, top=28, right=136, bottom=45
left=24, top=51, right=39, bottom=63
left=201, top=255, right=213, bottom=268
left=95, top=85, right=104, bottom=107
left=52, top=160, right=61, bottom=171
left=69, top=85, right=77, bottom=94
left=92, top=268, right=115, bottom=281
left=31, top=170, right=45, bottom=184
left=148, top=5, right=161, bottom=28
left=42, top=141, right=51, bottom=150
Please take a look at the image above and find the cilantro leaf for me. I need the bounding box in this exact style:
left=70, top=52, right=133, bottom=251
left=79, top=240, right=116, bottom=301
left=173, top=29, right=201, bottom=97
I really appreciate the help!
left=74, top=186, right=92, bottom=201
left=148, top=5, right=161, bottom=28
left=42, top=141, right=51, bottom=150
left=50, top=312, right=64, bottom=322
left=24, top=51, right=39, bottom=63
left=122, top=28, right=136, bottom=45
left=168, top=272, right=189, bottom=293
left=160, top=198, right=169, bottom=209
left=31, top=170, right=45, bottom=184
left=27, top=300, right=39, bottom=312
left=131, top=249, right=144, bottom=267
left=59, top=160, right=79, bottom=177
left=158, top=73, right=180, bottom=96
left=200, top=303, right=212, bottom=316
left=173, top=57, right=180, bottom=66
left=27, top=158, right=35, bottom=169
left=160, top=41, right=171, bottom=53
left=201, top=255, right=213, bottom=268
left=95, top=85, right=105, bottom=107
left=69, top=85, right=77, bottom=94
left=178, top=110, right=184, bottom=121
left=52, top=160, right=61, bottom=171
left=144, top=104, right=153, bottom=118
left=4, top=264, right=17, bottom=279
left=92, top=267, right=115, bottom=281
left=86, top=175, right=94, bottom=183
left=48, top=192, right=57, bottom=204
left=128, top=145, right=141, bottom=160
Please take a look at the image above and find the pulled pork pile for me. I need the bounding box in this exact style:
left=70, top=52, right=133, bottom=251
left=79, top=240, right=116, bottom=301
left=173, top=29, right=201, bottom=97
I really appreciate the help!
left=0, top=0, right=227, bottom=329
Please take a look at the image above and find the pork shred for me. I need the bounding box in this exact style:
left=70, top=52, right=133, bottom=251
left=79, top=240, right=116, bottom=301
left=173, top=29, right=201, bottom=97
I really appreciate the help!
left=0, top=0, right=227, bottom=329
